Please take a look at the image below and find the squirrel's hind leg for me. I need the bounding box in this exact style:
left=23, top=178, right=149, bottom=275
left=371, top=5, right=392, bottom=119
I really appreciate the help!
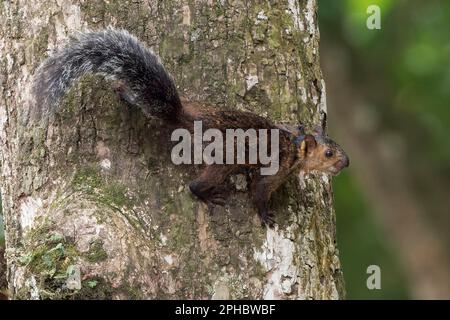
left=250, top=171, right=288, bottom=228
left=189, top=165, right=236, bottom=212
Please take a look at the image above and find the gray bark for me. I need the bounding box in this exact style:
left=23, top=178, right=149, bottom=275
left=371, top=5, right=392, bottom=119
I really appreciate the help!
left=0, top=0, right=344, bottom=299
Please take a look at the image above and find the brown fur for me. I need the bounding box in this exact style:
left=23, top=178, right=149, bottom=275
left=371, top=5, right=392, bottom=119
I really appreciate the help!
left=169, top=100, right=349, bottom=226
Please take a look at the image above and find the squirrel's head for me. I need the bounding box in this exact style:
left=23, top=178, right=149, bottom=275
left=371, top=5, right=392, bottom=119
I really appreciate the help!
left=294, top=133, right=349, bottom=176
left=279, top=112, right=350, bottom=176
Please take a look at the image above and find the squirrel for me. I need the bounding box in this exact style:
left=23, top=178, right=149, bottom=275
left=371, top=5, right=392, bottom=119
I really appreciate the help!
left=32, top=28, right=349, bottom=227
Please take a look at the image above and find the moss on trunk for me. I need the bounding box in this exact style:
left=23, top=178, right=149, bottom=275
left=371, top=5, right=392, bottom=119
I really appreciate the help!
left=0, top=0, right=344, bottom=299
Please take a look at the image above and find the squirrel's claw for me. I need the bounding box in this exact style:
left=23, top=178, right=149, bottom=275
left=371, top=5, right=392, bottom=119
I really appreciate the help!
left=260, top=211, right=276, bottom=228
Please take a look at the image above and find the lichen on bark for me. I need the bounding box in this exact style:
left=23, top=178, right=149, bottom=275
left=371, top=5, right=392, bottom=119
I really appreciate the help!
left=0, top=0, right=344, bottom=299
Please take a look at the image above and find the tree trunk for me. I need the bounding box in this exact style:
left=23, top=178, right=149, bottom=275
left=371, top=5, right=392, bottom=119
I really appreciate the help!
left=0, top=0, right=344, bottom=299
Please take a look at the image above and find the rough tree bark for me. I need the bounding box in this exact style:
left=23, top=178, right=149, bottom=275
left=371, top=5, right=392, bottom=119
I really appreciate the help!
left=0, top=0, right=344, bottom=299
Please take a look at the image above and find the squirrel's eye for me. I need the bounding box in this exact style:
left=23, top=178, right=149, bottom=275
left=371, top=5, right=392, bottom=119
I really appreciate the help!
left=325, top=149, right=334, bottom=158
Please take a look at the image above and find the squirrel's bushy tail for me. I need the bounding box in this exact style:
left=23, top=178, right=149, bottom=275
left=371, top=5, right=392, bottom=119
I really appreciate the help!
left=32, top=28, right=182, bottom=122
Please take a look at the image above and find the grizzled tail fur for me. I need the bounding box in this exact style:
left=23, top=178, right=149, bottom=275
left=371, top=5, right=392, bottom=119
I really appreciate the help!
left=32, top=28, right=182, bottom=122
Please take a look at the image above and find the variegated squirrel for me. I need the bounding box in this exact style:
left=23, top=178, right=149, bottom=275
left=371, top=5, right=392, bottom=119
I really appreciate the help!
left=32, top=28, right=349, bottom=227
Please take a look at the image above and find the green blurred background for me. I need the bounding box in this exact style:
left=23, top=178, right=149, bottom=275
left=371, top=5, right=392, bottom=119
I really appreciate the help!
left=1, top=0, right=449, bottom=299
left=320, top=0, right=450, bottom=299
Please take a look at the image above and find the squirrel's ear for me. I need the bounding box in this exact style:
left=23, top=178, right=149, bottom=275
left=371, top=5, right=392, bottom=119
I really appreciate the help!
left=300, top=134, right=317, bottom=158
